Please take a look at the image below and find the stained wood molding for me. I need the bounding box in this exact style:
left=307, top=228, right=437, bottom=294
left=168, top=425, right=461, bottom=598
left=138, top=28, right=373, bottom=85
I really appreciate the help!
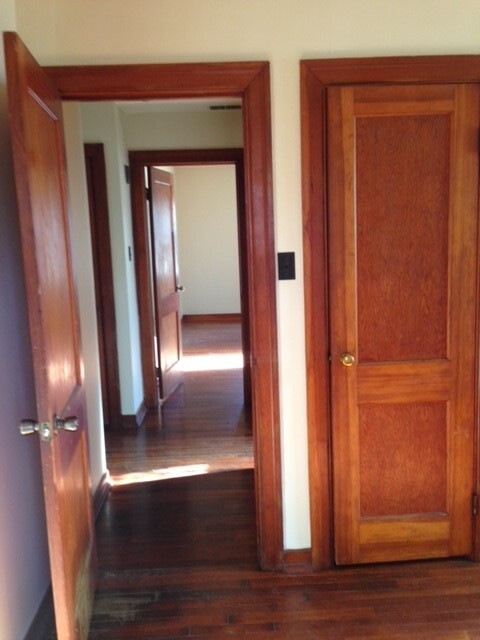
left=121, top=401, right=148, bottom=428
left=283, top=548, right=313, bottom=574
left=93, top=471, right=112, bottom=521
left=182, top=314, right=242, bottom=324
left=44, top=60, right=283, bottom=570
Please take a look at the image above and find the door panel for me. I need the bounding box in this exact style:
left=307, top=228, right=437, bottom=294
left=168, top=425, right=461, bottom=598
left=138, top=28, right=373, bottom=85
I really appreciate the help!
left=4, top=32, right=95, bottom=638
left=328, top=83, right=479, bottom=565
left=149, top=167, right=183, bottom=399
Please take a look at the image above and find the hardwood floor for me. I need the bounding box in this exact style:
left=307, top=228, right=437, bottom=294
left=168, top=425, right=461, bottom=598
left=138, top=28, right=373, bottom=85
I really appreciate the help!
left=105, top=319, right=253, bottom=485
left=88, top=320, right=480, bottom=639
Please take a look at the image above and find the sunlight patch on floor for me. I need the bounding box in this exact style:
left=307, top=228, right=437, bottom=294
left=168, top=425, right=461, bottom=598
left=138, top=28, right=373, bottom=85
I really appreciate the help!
left=111, top=463, right=210, bottom=486
left=180, top=352, right=243, bottom=372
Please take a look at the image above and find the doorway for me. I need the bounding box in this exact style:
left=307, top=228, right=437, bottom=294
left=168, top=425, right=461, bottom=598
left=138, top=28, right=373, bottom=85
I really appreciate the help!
left=47, top=60, right=283, bottom=570
left=129, top=148, right=251, bottom=412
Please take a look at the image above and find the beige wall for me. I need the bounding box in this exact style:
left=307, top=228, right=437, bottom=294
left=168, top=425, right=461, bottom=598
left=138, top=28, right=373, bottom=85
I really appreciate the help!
left=123, top=108, right=243, bottom=150
left=13, top=0, right=480, bottom=555
left=175, top=165, right=241, bottom=316
left=63, top=102, right=107, bottom=490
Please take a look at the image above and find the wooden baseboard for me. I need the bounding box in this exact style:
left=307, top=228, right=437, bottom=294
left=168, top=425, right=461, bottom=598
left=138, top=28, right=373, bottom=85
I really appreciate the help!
left=121, top=400, right=148, bottom=428
left=283, top=548, right=313, bottom=574
left=182, top=313, right=241, bottom=324
left=93, top=471, right=112, bottom=520
left=24, top=586, right=54, bottom=640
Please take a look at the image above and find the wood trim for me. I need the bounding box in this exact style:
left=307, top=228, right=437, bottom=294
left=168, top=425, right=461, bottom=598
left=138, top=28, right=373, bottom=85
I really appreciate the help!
left=301, top=55, right=480, bottom=570
left=93, top=471, right=112, bottom=521
left=182, top=313, right=242, bottom=324
left=301, top=62, right=333, bottom=571
left=46, top=60, right=282, bottom=571
left=283, top=549, right=313, bottom=574
left=121, top=401, right=148, bottom=428
left=24, top=586, right=55, bottom=640
left=129, top=147, right=243, bottom=166
left=45, top=62, right=265, bottom=100
left=84, top=143, right=122, bottom=429
left=129, top=147, right=248, bottom=410
left=242, top=65, right=282, bottom=570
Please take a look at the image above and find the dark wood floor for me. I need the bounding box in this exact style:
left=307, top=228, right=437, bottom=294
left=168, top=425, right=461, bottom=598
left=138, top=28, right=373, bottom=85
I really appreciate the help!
left=105, top=319, right=253, bottom=485
left=89, top=320, right=480, bottom=639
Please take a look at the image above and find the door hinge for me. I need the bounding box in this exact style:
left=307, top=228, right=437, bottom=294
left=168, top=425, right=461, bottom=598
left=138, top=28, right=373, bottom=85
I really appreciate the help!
left=473, top=493, right=479, bottom=517
left=145, top=186, right=151, bottom=201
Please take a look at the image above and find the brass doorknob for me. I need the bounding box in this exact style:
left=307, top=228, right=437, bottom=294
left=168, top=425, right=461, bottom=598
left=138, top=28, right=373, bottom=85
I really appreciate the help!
left=340, top=353, right=355, bottom=367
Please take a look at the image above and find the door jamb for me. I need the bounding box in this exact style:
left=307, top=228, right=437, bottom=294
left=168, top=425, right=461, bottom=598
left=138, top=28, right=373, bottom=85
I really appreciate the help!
left=84, top=143, right=122, bottom=429
left=301, top=54, right=480, bottom=570
left=129, top=148, right=251, bottom=411
left=46, top=61, right=283, bottom=571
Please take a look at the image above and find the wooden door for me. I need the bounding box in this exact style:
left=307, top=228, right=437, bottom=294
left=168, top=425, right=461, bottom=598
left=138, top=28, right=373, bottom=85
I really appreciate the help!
left=328, top=83, right=479, bottom=565
left=4, top=33, right=96, bottom=637
left=149, top=167, right=183, bottom=399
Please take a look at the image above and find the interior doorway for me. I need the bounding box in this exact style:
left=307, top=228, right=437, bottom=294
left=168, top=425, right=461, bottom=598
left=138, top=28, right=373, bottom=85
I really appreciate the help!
left=48, top=59, right=282, bottom=570
left=129, top=148, right=251, bottom=412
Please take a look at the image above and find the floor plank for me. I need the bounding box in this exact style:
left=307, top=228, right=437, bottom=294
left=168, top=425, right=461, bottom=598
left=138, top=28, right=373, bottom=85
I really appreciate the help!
left=89, top=320, right=480, bottom=639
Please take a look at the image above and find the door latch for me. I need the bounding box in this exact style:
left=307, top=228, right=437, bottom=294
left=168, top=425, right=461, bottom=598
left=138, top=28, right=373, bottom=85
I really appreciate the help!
left=19, top=415, right=79, bottom=443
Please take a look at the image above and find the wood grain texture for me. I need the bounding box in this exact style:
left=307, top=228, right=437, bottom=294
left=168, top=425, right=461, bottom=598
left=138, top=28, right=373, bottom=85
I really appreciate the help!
left=86, top=343, right=480, bottom=640
left=150, top=168, right=182, bottom=400
left=105, top=319, right=253, bottom=484
left=53, top=59, right=282, bottom=569
left=301, top=56, right=480, bottom=569
left=84, top=143, right=122, bottom=429
left=4, top=32, right=96, bottom=639
left=329, top=83, right=478, bottom=565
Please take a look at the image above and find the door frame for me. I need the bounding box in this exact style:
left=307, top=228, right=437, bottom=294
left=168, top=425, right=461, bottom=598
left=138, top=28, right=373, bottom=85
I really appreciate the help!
left=46, top=61, right=283, bottom=571
left=84, top=143, right=122, bottom=429
left=129, top=148, right=251, bottom=410
left=301, top=55, right=480, bottom=570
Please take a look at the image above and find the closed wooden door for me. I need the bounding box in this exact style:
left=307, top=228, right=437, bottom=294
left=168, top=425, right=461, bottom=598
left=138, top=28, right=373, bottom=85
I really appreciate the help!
left=149, top=167, right=183, bottom=399
left=4, top=33, right=96, bottom=637
left=328, top=83, right=479, bottom=565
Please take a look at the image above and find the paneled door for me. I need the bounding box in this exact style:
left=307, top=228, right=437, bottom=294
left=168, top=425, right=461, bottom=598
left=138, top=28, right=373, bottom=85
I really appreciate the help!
left=328, top=83, right=479, bottom=565
left=149, top=167, right=183, bottom=400
left=4, top=32, right=96, bottom=637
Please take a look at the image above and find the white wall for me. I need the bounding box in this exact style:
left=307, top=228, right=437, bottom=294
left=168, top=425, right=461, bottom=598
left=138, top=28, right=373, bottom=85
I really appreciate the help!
left=63, top=103, right=107, bottom=490
left=81, top=102, right=144, bottom=416
left=123, top=108, right=243, bottom=150
left=175, top=165, right=241, bottom=316
left=0, top=3, right=51, bottom=638
left=14, top=0, right=480, bottom=553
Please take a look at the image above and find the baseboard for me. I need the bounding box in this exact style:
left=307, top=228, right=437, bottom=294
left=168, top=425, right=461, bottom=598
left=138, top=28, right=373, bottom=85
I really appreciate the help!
left=182, top=313, right=241, bottom=324
left=93, top=471, right=112, bottom=520
left=283, top=548, right=313, bottom=574
left=121, top=400, right=148, bottom=428
left=24, top=586, right=54, bottom=640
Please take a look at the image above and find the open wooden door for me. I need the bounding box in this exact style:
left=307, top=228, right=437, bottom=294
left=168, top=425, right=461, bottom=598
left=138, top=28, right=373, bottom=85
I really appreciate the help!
left=149, top=167, right=183, bottom=400
left=4, top=32, right=96, bottom=638
left=328, top=83, right=479, bottom=565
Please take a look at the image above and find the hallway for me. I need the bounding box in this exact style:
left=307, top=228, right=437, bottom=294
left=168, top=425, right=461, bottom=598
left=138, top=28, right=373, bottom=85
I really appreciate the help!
left=104, top=318, right=253, bottom=485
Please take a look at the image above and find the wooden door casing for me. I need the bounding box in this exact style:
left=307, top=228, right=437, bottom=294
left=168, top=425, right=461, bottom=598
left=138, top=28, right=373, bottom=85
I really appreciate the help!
left=4, top=32, right=96, bottom=638
left=46, top=59, right=282, bottom=571
left=129, top=148, right=252, bottom=412
left=149, top=167, right=182, bottom=400
left=302, top=56, right=480, bottom=570
left=84, top=143, right=122, bottom=429
left=328, top=83, right=479, bottom=565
